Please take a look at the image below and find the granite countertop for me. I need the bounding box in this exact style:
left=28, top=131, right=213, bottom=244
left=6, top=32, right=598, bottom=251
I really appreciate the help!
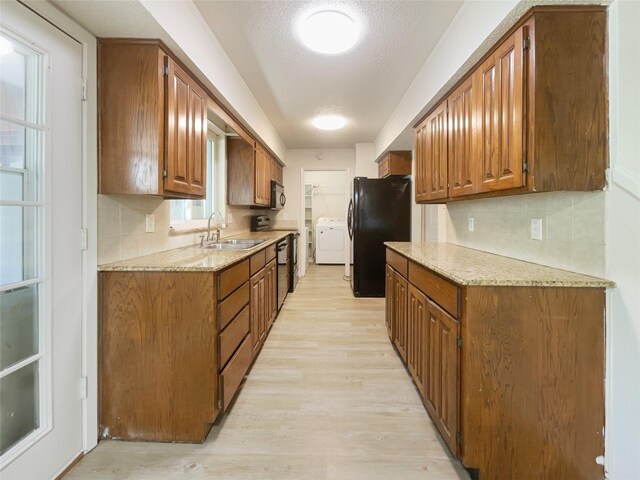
left=99, top=231, right=296, bottom=273
left=385, top=242, right=614, bottom=288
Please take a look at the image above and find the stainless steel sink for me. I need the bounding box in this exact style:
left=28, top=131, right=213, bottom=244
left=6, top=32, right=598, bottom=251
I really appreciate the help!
left=200, top=238, right=266, bottom=250
left=201, top=243, right=250, bottom=250
left=219, top=239, right=265, bottom=246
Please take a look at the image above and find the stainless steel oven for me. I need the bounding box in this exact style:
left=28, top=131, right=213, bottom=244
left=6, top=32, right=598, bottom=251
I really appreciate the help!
left=276, top=238, right=288, bottom=311
left=289, top=232, right=299, bottom=292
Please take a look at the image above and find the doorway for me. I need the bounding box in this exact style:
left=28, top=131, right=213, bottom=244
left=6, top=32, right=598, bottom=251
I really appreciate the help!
left=0, top=1, right=85, bottom=478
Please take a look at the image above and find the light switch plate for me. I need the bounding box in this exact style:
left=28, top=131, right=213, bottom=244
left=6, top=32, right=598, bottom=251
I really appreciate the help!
left=468, top=217, right=475, bottom=232
left=530, top=218, right=543, bottom=240
left=227, top=213, right=234, bottom=224
left=145, top=214, right=155, bottom=233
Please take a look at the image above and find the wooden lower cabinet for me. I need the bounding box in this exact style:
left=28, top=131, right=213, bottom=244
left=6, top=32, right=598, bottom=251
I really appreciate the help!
left=99, top=271, right=218, bottom=442
left=391, top=272, right=408, bottom=362
left=385, top=265, right=394, bottom=340
left=385, top=247, right=605, bottom=479
left=99, top=243, right=284, bottom=443
left=406, top=285, right=427, bottom=398
left=425, top=299, right=459, bottom=455
left=250, top=257, right=278, bottom=358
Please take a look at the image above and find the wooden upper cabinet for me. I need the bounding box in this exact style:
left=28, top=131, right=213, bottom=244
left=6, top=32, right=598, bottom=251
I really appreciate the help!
left=476, top=27, right=525, bottom=193
left=448, top=77, right=477, bottom=197
left=413, top=7, right=607, bottom=203
left=414, top=122, right=428, bottom=202
left=378, top=151, right=412, bottom=178
left=227, top=139, right=278, bottom=208
left=165, top=57, right=208, bottom=197
left=98, top=40, right=209, bottom=199
left=254, top=144, right=270, bottom=207
left=418, top=99, right=448, bottom=201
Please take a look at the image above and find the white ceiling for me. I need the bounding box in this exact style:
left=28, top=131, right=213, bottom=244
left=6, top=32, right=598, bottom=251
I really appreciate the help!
left=193, top=1, right=463, bottom=149
left=52, top=0, right=463, bottom=150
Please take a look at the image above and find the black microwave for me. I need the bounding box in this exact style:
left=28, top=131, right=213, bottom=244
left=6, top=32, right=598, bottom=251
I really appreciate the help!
left=270, top=181, right=286, bottom=210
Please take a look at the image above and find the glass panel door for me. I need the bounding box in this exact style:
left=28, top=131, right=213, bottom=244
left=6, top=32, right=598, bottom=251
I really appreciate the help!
left=0, top=29, right=47, bottom=458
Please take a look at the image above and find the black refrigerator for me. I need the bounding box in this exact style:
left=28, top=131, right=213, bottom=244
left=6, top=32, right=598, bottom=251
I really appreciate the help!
left=348, top=176, right=411, bottom=297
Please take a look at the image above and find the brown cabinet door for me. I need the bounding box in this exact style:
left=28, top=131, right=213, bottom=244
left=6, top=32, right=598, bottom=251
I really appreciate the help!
left=250, top=273, right=261, bottom=355
left=426, top=299, right=459, bottom=455
left=448, top=76, right=478, bottom=197
left=254, top=146, right=270, bottom=206
left=392, top=273, right=408, bottom=362
left=385, top=265, right=394, bottom=340
left=414, top=121, right=428, bottom=202
left=407, top=285, right=427, bottom=397
left=165, top=56, right=208, bottom=198
left=258, top=274, right=266, bottom=343
left=165, top=57, right=191, bottom=195
left=187, top=81, right=208, bottom=197
left=416, top=100, right=448, bottom=202
left=476, top=27, right=525, bottom=193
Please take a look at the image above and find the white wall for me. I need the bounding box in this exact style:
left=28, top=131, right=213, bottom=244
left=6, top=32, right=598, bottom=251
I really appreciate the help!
left=373, top=0, right=520, bottom=157
left=354, top=143, right=377, bottom=178
left=139, top=0, right=286, bottom=162
left=445, top=192, right=606, bottom=277
left=605, top=1, right=640, bottom=477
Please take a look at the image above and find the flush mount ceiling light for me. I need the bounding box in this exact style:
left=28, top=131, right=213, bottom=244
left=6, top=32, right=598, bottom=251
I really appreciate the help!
left=312, top=114, right=347, bottom=131
left=298, top=10, right=358, bottom=54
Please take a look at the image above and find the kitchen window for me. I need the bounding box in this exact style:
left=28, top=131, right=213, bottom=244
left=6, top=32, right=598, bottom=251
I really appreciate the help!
left=169, top=124, right=225, bottom=231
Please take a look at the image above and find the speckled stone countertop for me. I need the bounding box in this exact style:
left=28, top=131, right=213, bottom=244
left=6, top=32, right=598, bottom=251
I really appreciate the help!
left=385, top=242, right=614, bottom=288
left=99, top=231, right=296, bottom=273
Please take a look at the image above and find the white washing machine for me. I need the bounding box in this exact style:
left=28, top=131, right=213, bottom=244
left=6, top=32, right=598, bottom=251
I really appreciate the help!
left=315, top=217, right=346, bottom=264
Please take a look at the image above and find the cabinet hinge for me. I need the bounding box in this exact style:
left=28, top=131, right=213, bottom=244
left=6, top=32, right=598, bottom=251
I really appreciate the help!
left=81, top=376, right=88, bottom=399
left=81, top=77, right=87, bottom=101
left=81, top=228, right=88, bottom=251
left=162, top=169, right=168, bottom=178
left=523, top=37, right=530, bottom=50
left=163, top=65, right=169, bottom=77
left=457, top=336, right=462, bottom=348
left=456, top=432, right=463, bottom=445
left=217, top=399, right=223, bottom=410
left=523, top=160, right=529, bottom=173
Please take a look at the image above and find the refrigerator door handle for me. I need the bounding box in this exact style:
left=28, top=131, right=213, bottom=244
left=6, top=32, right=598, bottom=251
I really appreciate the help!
left=347, top=199, right=353, bottom=240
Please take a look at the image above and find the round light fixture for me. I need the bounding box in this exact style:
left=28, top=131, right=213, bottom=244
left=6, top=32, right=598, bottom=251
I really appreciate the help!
left=312, top=114, right=347, bottom=131
left=298, top=10, right=358, bottom=54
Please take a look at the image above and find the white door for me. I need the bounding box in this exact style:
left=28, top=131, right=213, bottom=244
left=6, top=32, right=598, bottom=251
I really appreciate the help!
left=0, top=1, right=84, bottom=478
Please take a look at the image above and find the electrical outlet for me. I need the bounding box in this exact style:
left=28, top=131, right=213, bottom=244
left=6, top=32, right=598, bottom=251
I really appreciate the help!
left=530, top=218, right=543, bottom=240
left=145, top=214, right=155, bottom=233
left=227, top=213, right=234, bottom=224
left=468, top=217, right=475, bottom=232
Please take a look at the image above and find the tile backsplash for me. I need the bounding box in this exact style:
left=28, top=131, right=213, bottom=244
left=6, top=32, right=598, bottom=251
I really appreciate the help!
left=98, top=195, right=280, bottom=264
left=445, top=191, right=605, bottom=277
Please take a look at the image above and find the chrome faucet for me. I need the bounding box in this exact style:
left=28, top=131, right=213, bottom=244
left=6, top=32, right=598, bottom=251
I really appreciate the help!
left=205, top=210, right=226, bottom=244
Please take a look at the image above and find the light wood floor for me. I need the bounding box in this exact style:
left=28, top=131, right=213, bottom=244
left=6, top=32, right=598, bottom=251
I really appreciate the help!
left=67, top=265, right=469, bottom=479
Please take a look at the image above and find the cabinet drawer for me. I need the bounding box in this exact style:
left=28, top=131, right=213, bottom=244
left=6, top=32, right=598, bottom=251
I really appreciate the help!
left=220, top=335, right=253, bottom=411
left=265, top=243, right=276, bottom=263
left=218, top=282, right=249, bottom=330
left=386, top=248, right=408, bottom=278
left=219, top=306, right=250, bottom=369
left=218, top=260, right=249, bottom=300
left=250, top=249, right=266, bottom=276
left=408, top=262, right=459, bottom=318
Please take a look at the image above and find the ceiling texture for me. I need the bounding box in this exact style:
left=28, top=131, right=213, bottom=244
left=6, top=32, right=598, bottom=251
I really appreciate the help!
left=52, top=0, right=463, bottom=150
left=194, top=1, right=463, bottom=149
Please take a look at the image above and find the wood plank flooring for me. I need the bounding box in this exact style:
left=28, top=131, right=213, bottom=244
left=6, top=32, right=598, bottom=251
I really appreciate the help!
left=67, top=265, right=468, bottom=479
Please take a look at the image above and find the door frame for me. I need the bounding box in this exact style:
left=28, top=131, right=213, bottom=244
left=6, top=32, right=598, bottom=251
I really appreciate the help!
left=18, top=0, right=99, bottom=463
left=299, top=167, right=351, bottom=279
